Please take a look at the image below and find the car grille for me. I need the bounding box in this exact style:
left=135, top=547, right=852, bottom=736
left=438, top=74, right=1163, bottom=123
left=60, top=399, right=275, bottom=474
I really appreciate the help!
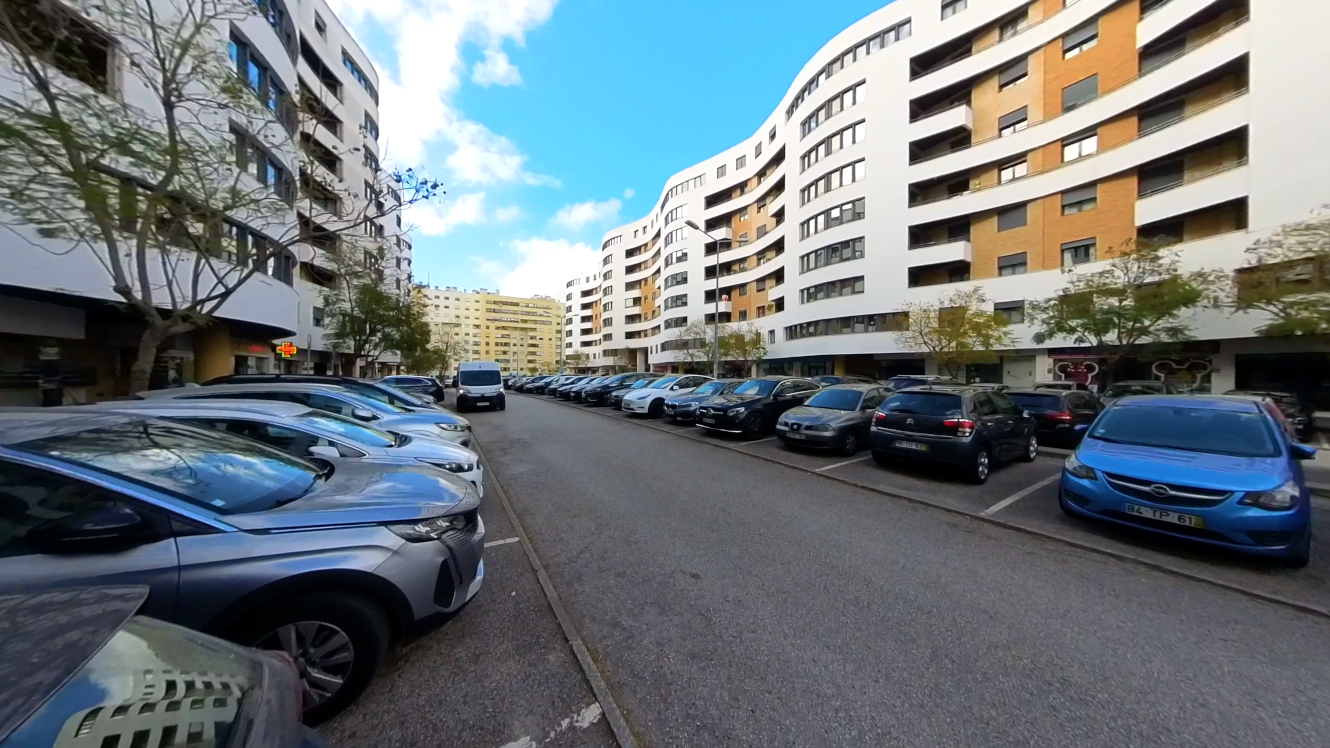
left=1102, top=473, right=1232, bottom=508
left=1062, top=487, right=1092, bottom=508
left=1101, top=510, right=1231, bottom=543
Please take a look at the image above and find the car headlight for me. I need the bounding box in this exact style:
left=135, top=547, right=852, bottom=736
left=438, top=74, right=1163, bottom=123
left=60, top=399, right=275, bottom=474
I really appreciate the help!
left=726, top=407, right=744, bottom=417
left=437, top=422, right=469, bottom=432
left=1240, top=480, right=1300, bottom=511
left=387, top=512, right=472, bottom=542
left=421, top=459, right=475, bottom=473
left=1064, top=453, right=1097, bottom=480
left=804, top=424, right=833, bottom=433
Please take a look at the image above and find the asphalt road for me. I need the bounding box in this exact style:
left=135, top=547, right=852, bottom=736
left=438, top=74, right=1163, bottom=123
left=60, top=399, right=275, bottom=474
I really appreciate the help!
left=470, top=393, right=1330, bottom=747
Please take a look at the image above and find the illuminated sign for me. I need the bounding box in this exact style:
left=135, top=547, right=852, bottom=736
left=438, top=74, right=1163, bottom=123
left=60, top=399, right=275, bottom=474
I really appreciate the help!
left=275, top=342, right=299, bottom=358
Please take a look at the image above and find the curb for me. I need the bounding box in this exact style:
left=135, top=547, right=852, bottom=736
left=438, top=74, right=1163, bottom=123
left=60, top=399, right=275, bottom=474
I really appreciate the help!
left=515, top=393, right=1330, bottom=621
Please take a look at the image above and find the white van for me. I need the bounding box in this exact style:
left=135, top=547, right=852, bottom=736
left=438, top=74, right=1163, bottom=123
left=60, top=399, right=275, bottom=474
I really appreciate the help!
left=456, top=361, right=505, bottom=412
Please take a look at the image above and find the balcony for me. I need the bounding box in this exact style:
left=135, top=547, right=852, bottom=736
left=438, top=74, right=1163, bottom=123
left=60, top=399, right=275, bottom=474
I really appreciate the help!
left=906, top=238, right=973, bottom=268
left=1136, top=159, right=1248, bottom=226
left=909, top=102, right=974, bottom=143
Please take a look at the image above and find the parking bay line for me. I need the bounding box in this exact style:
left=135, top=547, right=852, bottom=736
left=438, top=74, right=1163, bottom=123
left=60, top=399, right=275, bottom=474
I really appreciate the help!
left=815, top=454, right=873, bottom=472
left=981, top=474, right=1061, bottom=517
left=485, top=537, right=522, bottom=547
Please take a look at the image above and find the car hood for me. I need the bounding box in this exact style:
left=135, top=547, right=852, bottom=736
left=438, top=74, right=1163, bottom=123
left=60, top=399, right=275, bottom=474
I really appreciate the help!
left=376, top=413, right=467, bottom=431
left=1077, top=437, right=1289, bottom=492
left=625, top=387, right=671, bottom=399
left=227, top=459, right=477, bottom=531
left=666, top=392, right=717, bottom=406
left=781, top=406, right=858, bottom=425
left=700, top=394, right=762, bottom=408
left=383, top=435, right=478, bottom=463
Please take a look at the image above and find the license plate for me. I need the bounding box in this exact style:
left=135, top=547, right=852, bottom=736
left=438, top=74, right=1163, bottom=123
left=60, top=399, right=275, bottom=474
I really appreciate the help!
left=475, top=401, right=489, bottom=407
left=702, top=417, right=716, bottom=424
left=893, top=440, right=928, bottom=451
left=1125, top=503, right=1204, bottom=527
left=786, top=432, right=806, bottom=439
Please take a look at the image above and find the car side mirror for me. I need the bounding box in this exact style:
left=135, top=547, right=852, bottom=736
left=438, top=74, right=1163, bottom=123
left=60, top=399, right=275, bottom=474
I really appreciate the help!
left=307, top=445, right=341, bottom=458
left=1292, top=442, right=1317, bottom=460
left=28, top=505, right=144, bottom=551
left=351, top=407, right=375, bottom=421
left=1074, top=424, right=1090, bottom=433
left=1022, top=411, right=1031, bottom=419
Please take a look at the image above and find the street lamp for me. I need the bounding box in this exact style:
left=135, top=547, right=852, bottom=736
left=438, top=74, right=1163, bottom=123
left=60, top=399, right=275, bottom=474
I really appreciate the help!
left=684, top=219, right=726, bottom=379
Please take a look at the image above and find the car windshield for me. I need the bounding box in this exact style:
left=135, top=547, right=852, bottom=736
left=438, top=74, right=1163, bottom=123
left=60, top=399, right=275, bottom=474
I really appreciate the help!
left=1104, top=382, right=1166, bottom=398
left=630, top=379, right=657, bottom=389
left=733, top=380, right=778, bottom=396
left=882, top=392, right=964, bottom=416
left=693, top=381, right=728, bottom=396
left=16, top=421, right=321, bottom=513
left=601, top=375, right=627, bottom=385
left=460, top=370, right=502, bottom=386
left=804, top=389, right=864, bottom=411
left=346, top=385, right=414, bottom=411
left=1008, top=393, right=1064, bottom=411
left=888, top=378, right=930, bottom=390
left=295, top=413, right=396, bottom=448
left=651, top=377, right=681, bottom=389
left=1090, top=405, right=1280, bottom=457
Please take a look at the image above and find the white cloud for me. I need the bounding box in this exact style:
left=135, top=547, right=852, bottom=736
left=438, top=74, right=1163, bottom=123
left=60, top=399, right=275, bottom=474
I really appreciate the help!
left=483, top=238, right=598, bottom=298
left=408, top=192, right=487, bottom=236
left=495, top=205, right=523, bottom=222
left=623, top=188, right=635, bottom=199
left=552, top=198, right=621, bottom=232
left=472, top=48, right=522, bottom=87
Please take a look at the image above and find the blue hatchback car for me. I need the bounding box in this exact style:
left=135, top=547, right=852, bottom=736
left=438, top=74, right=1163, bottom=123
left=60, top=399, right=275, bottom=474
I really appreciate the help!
left=1059, top=395, right=1316, bottom=567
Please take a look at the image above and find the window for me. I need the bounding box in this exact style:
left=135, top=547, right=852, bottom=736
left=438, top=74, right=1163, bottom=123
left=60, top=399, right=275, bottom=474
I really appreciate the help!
left=800, top=81, right=866, bottom=139
left=768, top=330, right=776, bottom=344
left=230, top=35, right=289, bottom=119
left=800, top=198, right=866, bottom=239
left=364, top=112, right=379, bottom=140
left=997, top=252, right=1027, bottom=276
left=664, top=227, right=688, bottom=247
left=769, top=126, right=777, bottom=142
left=1063, top=131, right=1098, bottom=161
left=717, top=164, right=727, bottom=178
left=664, top=271, right=688, bottom=290
left=738, top=285, right=748, bottom=296
left=755, top=142, right=762, bottom=158
left=736, top=155, right=747, bottom=170
left=1063, top=20, right=1099, bottom=58
left=800, top=276, right=865, bottom=304
left=312, top=305, right=325, bottom=327
left=1139, top=99, right=1185, bottom=134
left=1062, top=74, right=1099, bottom=111
left=1138, top=160, right=1185, bottom=196
left=1062, top=185, right=1098, bottom=214
left=342, top=50, right=378, bottom=103
left=999, top=159, right=1028, bottom=183
left=663, top=294, right=688, bottom=310
left=800, top=237, right=866, bottom=273
left=603, top=269, right=613, bottom=280
left=1141, top=35, right=1186, bottom=73
left=941, top=0, right=967, bottom=20
left=997, top=204, right=1027, bottom=232
left=998, top=57, right=1028, bottom=90
left=785, top=312, right=909, bottom=340
left=800, top=159, right=867, bottom=205
left=1000, top=10, right=1029, bottom=40
left=1061, top=238, right=1096, bottom=266
left=664, top=204, right=689, bottom=225
left=998, top=106, right=1028, bottom=137
left=664, top=316, right=688, bottom=329
left=994, top=301, right=1025, bottom=324
left=0, top=0, right=114, bottom=93
left=801, top=119, right=866, bottom=172
left=314, top=13, right=326, bottom=37
left=0, top=461, right=153, bottom=558
left=738, top=310, right=748, bottom=321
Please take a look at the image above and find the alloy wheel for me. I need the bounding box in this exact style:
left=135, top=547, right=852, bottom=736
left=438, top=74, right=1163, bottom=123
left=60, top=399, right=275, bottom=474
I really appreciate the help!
left=976, top=450, right=990, bottom=482
left=257, top=621, right=355, bottom=707
left=1028, top=435, right=1038, bottom=460
left=843, top=432, right=858, bottom=455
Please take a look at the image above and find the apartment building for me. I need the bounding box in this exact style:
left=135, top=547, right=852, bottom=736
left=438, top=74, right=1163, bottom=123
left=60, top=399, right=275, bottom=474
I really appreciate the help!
left=420, top=287, right=564, bottom=374
left=571, top=0, right=1330, bottom=398
left=563, top=270, right=609, bottom=371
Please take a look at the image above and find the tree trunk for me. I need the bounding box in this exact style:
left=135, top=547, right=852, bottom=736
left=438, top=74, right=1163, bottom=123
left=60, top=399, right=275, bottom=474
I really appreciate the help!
left=129, top=325, right=170, bottom=395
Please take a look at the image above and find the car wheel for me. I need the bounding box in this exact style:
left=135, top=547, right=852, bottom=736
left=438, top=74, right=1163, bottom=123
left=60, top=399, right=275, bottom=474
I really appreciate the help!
left=1020, top=433, right=1038, bottom=462
left=871, top=449, right=892, bottom=467
left=969, top=446, right=991, bottom=485
left=648, top=399, right=665, bottom=418
left=232, top=592, right=390, bottom=725
left=841, top=431, right=860, bottom=456
left=1285, top=529, right=1312, bottom=569
left=741, top=413, right=765, bottom=440
left=498, top=401, right=506, bottom=411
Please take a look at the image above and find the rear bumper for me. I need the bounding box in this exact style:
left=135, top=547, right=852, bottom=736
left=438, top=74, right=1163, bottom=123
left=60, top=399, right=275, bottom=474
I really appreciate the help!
left=870, top=427, right=974, bottom=464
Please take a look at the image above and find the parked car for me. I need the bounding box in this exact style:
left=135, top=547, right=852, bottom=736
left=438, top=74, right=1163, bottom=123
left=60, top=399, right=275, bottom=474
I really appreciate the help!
left=965, top=382, right=1010, bottom=392
left=550, top=376, right=591, bottom=398
left=810, top=375, right=878, bottom=387
left=664, top=379, right=741, bottom=423
left=582, top=372, right=659, bottom=405
left=611, top=377, right=662, bottom=410
left=0, top=411, right=485, bottom=722
left=1100, top=379, right=1180, bottom=405
left=539, top=375, right=577, bottom=396
left=137, top=382, right=473, bottom=447
left=562, top=375, right=607, bottom=401
left=1005, top=388, right=1104, bottom=447
left=777, top=383, right=891, bottom=455
left=696, top=377, right=821, bottom=439
left=456, top=361, right=506, bottom=412
left=88, top=400, right=485, bottom=494
left=200, top=374, right=449, bottom=413
left=0, top=586, right=329, bottom=743
left=881, top=374, right=961, bottom=392
left=520, top=375, right=553, bottom=393
left=870, top=385, right=1038, bottom=484
left=1225, top=389, right=1314, bottom=438
left=1059, top=395, right=1316, bottom=567
left=1034, top=380, right=1093, bottom=392
left=622, top=375, right=714, bottom=417
left=379, top=375, right=446, bottom=403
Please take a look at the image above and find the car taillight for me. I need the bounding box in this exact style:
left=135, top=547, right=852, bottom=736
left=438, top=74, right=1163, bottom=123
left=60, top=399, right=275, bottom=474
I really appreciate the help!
left=942, top=418, right=975, bottom=436
left=1045, top=412, right=1074, bottom=423
left=874, top=412, right=887, bottom=424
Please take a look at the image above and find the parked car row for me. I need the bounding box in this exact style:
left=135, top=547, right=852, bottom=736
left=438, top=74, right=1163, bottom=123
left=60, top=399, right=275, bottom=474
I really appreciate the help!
left=0, top=374, right=487, bottom=728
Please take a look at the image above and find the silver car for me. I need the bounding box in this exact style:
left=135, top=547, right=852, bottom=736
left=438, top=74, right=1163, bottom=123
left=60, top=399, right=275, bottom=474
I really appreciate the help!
left=0, top=411, right=484, bottom=724
left=87, top=400, right=484, bottom=495
left=137, top=382, right=473, bottom=447
left=776, top=384, right=891, bottom=455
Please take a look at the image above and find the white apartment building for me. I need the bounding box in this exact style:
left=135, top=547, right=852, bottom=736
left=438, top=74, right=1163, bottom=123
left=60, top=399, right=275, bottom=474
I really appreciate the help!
left=571, top=0, right=1330, bottom=400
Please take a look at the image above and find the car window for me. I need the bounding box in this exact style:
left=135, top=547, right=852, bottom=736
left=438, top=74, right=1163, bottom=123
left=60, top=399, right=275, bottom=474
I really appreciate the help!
left=460, top=370, right=502, bottom=386
left=1104, top=382, right=1166, bottom=398
left=0, top=461, right=145, bottom=558
left=1091, top=405, right=1280, bottom=458
left=294, top=413, right=396, bottom=447
left=178, top=418, right=365, bottom=459
left=862, top=389, right=887, bottom=409
left=882, top=392, right=964, bottom=416
left=990, top=392, right=1021, bottom=415
left=1009, top=393, right=1064, bottom=411
left=721, top=381, right=743, bottom=394
left=972, top=393, right=997, bottom=417
left=804, top=389, right=863, bottom=411
left=772, top=381, right=795, bottom=396
left=652, top=377, right=681, bottom=389
left=734, top=380, right=778, bottom=397
left=304, top=392, right=374, bottom=419
left=693, top=381, right=728, bottom=396
left=793, top=381, right=819, bottom=393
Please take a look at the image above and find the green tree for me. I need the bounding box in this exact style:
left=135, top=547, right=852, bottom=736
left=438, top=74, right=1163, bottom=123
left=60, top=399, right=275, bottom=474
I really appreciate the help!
left=721, top=322, right=767, bottom=377
left=667, top=318, right=721, bottom=373
left=321, top=269, right=422, bottom=376
left=1027, top=238, right=1223, bottom=381
left=1230, top=211, right=1330, bottom=336
left=896, top=288, right=1015, bottom=380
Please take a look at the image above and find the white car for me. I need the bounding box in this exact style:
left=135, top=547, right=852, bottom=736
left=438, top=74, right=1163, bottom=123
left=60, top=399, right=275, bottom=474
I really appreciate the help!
left=86, top=399, right=485, bottom=495
left=621, top=375, right=715, bottom=417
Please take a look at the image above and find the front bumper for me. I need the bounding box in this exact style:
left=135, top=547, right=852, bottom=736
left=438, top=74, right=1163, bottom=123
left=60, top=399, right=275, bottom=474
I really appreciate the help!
left=458, top=464, right=485, bottom=497
left=1059, top=472, right=1310, bottom=557
left=696, top=411, right=744, bottom=433
left=776, top=423, right=841, bottom=447
left=376, top=514, right=486, bottom=623
left=457, top=392, right=505, bottom=410
left=869, top=427, right=973, bottom=464
left=622, top=397, right=652, bottom=414
left=665, top=403, right=698, bottom=421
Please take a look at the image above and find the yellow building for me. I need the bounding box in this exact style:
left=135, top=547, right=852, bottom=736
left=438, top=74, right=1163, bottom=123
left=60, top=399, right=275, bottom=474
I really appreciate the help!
left=418, top=286, right=564, bottom=374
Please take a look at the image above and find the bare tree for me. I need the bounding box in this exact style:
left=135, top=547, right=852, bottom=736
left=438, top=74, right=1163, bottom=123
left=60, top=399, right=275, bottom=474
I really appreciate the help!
left=667, top=318, right=720, bottom=372
left=896, top=288, right=1015, bottom=380
left=1231, top=210, right=1330, bottom=336
left=721, top=322, right=766, bottom=377
left=0, top=0, right=440, bottom=392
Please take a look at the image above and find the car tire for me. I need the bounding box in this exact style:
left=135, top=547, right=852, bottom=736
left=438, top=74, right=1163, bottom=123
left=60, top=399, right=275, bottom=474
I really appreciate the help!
left=741, top=413, right=765, bottom=440
left=648, top=399, right=665, bottom=418
left=871, top=449, right=892, bottom=467
left=1019, top=433, right=1038, bottom=462
left=1285, top=529, right=1312, bottom=569
left=229, top=591, right=390, bottom=726
left=969, top=446, right=991, bottom=485
left=498, top=401, right=506, bottom=411
left=841, top=432, right=860, bottom=456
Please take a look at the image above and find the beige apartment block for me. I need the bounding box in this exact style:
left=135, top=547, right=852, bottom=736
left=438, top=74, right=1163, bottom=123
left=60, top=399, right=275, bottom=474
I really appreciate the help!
left=419, top=287, right=564, bottom=374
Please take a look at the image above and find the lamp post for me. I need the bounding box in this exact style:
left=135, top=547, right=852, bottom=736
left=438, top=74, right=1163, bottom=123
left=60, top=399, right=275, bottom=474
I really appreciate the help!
left=684, top=220, right=726, bottom=379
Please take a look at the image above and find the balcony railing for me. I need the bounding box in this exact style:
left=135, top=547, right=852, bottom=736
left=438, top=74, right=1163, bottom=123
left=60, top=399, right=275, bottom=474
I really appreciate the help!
left=910, top=0, right=1087, bottom=81
left=1137, top=157, right=1247, bottom=198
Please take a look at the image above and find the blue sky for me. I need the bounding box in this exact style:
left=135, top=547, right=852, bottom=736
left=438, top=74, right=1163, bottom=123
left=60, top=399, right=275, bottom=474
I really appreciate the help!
left=328, top=0, right=893, bottom=298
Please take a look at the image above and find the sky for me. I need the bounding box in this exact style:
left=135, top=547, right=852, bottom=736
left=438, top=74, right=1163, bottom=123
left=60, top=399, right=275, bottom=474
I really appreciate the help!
left=326, top=0, right=894, bottom=299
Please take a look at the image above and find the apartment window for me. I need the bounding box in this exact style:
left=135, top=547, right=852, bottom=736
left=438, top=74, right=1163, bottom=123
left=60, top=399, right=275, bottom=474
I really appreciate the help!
left=998, top=159, right=1028, bottom=184
left=800, top=276, right=865, bottom=304
left=769, top=126, right=777, bottom=142
left=314, top=13, right=326, bottom=37
left=998, top=106, right=1028, bottom=137
left=738, top=285, right=748, bottom=296
left=998, top=57, right=1028, bottom=90
left=717, top=164, right=727, bottom=179
left=664, top=316, right=688, bottom=330
left=1139, top=99, right=1185, bottom=134
left=800, top=198, right=866, bottom=239
left=664, top=204, right=689, bottom=225
left=312, top=306, right=325, bottom=327
left=0, top=0, right=114, bottom=93
left=1062, top=185, right=1098, bottom=214
left=663, top=294, right=688, bottom=310
left=768, top=329, right=776, bottom=344
left=364, top=113, right=380, bottom=141
left=342, top=50, right=379, bottom=103
left=1063, top=20, right=1099, bottom=58
left=800, top=81, right=866, bottom=139
left=1062, top=74, right=1099, bottom=111
left=786, top=312, right=908, bottom=340
left=997, top=252, right=1028, bottom=276
left=230, top=35, right=287, bottom=116
left=738, top=310, right=749, bottom=321
left=1141, top=36, right=1186, bottom=74
left=1063, top=131, right=1098, bottom=161
left=941, top=0, right=967, bottom=20
left=997, top=204, right=1027, bottom=232
left=800, top=237, right=866, bottom=273
left=755, top=141, right=763, bottom=158
left=994, top=301, right=1025, bottom=325
left=603, top=269, right=613, bottom=280
left=801, top=159, right=867, bottom=205
left=664, top=271, right=688, bottom=290
left=1061, top=238, right=1096, bottom=266
left=1138, top=160, right=1185, bottom=196
left=736, top=155, right=747, bottom=170
left=1000, top=10, right=1029, bottom=40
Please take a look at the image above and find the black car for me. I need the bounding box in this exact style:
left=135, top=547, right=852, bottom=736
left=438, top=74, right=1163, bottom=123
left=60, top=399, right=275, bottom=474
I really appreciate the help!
left=379, top=375, right=446, bottom=402
left=611, top=377, right=662, bottom=410
left=881, top=374, right=962, bottom=391
left=561, top=376, right=606, bottom=400
left=521, top=375, right=553, bottom=393
left=1225, top=389, right=1314, bottom=438
left=870, top=386, right=1038, bottom=484
left=696, top=377, right=821, bottom=439
left=810, top=375, right=879, bottom=387
left=965, top=382, right=1010, bottom=392
left=550, top=376, right=591, bottom=397
left=776, top=384, right=890, bottom=455
left=1006, top=388, right=1103, bottom=447
left=583, top=372, right=660, bottom=405
left=201, top=374, right=441, bottom=411
left=531, top=375, right=572, bottom=395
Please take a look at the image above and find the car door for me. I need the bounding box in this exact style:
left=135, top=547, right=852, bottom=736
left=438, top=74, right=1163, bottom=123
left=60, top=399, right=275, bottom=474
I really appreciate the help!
left=0, top=458, right=181, bottom=620
left=990, top=391, right=1027, bottom=455
left=970, top=393, right=1010, bottom=456
left=858, top=389, right=888, bottom=436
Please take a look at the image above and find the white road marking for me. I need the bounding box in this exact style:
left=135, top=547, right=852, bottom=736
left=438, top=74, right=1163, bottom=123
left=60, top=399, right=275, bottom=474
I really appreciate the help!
left=494, top=703, right=604, bottom=748
left=485, top=537, right=521, bottom=547
left=981, top=474, right=1061, bottom=516
left=815, top=454, right=873, bottom=472
left=737, top=436, right=778, bottom=445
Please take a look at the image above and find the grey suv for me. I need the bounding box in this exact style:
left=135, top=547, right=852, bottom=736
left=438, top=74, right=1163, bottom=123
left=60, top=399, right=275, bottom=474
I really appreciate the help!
left=0, top=411, right=485, bottom=724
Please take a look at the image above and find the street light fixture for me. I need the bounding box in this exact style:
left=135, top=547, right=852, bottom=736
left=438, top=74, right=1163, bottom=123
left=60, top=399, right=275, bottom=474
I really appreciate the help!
left=684, top=219, right=726, bottom=379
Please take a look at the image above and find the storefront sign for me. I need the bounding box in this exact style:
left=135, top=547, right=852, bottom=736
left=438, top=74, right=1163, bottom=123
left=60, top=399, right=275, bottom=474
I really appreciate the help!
left=275, top=342, right=299, bottom=358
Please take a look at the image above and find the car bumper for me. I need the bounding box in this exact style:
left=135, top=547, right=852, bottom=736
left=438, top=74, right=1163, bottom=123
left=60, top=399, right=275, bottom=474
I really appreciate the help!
left=696, top=413, right=744, bottom=433
left=458, top=464, right=485, bottom=497
left=377, top=515, right=486, bottom=623
left=622, top=398, right=652, bottom=414
left=457, top=392, right=505, bottom=410
left=666, top=405, right=698, bottom=421
left=870, top=427, right=973, bottom=464
left=776, top=424, right=841, bottom=447
left=1059, top=472, right=1310, bottom=557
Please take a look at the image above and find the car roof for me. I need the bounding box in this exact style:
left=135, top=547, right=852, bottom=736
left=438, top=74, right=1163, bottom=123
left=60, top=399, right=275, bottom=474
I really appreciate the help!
left=821, top=383, right=877, bottom=391
left=888, top=374, right=953, bottom=379
left=892, top=384, right=974, bottom=394
left=1006, top=389, right=1069, bottom=397
left=0, top=410, right=149, bottom=445
left=88, top=399, right=314, bottom=418
left=142, top=382, right=353, bottom=396
left=1114, top=394, right=1262, bottom=412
